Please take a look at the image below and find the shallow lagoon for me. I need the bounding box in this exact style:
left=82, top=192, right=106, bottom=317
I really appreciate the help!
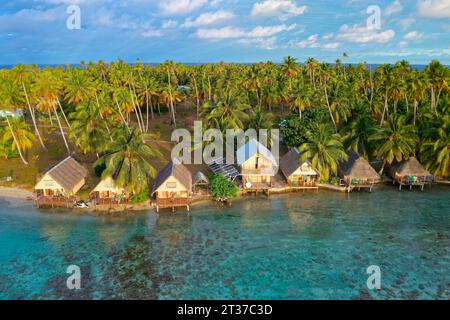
left=0, top=186, right=449, bottom=300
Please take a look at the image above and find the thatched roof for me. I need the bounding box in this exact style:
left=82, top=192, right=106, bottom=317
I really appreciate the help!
left=193, top=171, right=209, bottom=185
left=151, top=158, right=192, bottom=195
left=280, top=148, right=318, bottom=178
left=339, top=151, right=380, bottom=180
left=393, top=157, right=431, bottom=177
left=36, top=157, right=88, bottom=191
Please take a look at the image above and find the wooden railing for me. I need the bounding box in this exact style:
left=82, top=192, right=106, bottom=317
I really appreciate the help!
left=288, top=181, right=317, bottom=188
left=156, top=198, right=190, bottom=208
left=36, top=196, right=76, bottom=208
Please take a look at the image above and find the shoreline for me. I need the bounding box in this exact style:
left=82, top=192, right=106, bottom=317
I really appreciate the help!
left=1, top=182, right=447, bottom=215
left=0, top=186, right=35, bottom=200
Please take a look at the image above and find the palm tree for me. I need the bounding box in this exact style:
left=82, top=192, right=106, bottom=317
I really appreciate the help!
left=410, top=71, right=428, bottom=126
left=96, top=128, right=162, bottom=193
left=370, top=115, right=417, bottom=174
left=32, top=69, right=71, bottom=155
left=343, top=115, right=376, bottom=159
left=2, top=118, right=35, bottom=161
left=163, top=60, right=178, bottom=127
left=64, top=69, right=95, bottom=105
left=281, top=56, right=300, bottom=91
left=69, top=101, right=108, bottom=157
left=12, top=65, right=46, bottom=149
left=289, top=81, right=312, bottom=119
left=202, top=88, right=250, bottom=131
left=299, top=123, right=348, bottom=182
left=0, top=77, right=31, bottom=164
left=420, top=116, right=449, bottom=178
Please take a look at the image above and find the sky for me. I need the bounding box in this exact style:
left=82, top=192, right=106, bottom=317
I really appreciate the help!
left=0, top=0, right=449, bottom=65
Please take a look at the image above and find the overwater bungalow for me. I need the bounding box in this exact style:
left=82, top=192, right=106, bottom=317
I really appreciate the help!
left=90, top=176, right=128, bottom=207
left=151, top=158, right=192, bottom=212
left=34, top=157, right=88, bottom=208
left=338, top=151, right=380, bottom=192
left=237, top=138, right=278, bottom=192
left=280, top=148, right=319, bottom=189
left=388, top=157, right=433, bottom=191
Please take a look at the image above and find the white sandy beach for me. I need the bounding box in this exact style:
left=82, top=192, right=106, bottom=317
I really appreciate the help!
left=0, top=186, right=35, bottom=200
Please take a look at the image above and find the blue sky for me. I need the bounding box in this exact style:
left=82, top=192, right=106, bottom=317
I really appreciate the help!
left=0, top=0, right=449, bottom=65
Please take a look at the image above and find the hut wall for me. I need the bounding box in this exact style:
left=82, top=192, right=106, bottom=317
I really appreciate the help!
left=155, top=176, right=189, bottom=199
left=241, top=154, right=274, bottom=172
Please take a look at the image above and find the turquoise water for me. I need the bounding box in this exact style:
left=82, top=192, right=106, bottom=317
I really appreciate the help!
left=0, top=187, right=449, bottom=300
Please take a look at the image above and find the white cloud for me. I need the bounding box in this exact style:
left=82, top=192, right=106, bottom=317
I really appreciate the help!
left=385, top=0, right=403, bottom=16
left=403, top=31, right=424, bottom=41
left=247, top=24, right=296, bottom=37
left=183, top=10, right=235, bottom=28
left=239, top=37, right=278, bottom=50
left=322, top=42, right=340, bottom=49
left=159, top=0, right=207, bottom=15
left=251, top=0, right=307, bottom=21
left=417, top=0, right=450, bottom=18
left=296, top=34, right=319, bottom=48
left=295, top=34, right=340, bottom=50
left=162, top=20, right=178, bottom=29
left=398, top=30, right=424, bottom=47
left=195, top=26, right=245, bottom=39
left=195, top=24, right=296, bottom=40
left=396, top=18, right=415, bottom=29
left=336, top=24, right=395, bottom=43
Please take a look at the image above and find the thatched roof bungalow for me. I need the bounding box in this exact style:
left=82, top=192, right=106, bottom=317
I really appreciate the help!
left=280, top=148, right=319, bottom=187
left=90, top=176, right=128, bottom=205
left=151, top=158, right=192, bottom=212
left=338, top=151, right=380, bottom=190
left=35, top=157, right=88, bottom=197
left=388, top=157, right=433, bottom=190
left=237, top=138, right=278, bottom=190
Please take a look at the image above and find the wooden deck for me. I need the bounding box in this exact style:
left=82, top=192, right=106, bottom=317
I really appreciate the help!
left=394, top=176, right=432, bottom=191
left=36, top=196, right=76, bottom=208
left=155, top=198, right=190, bottom=212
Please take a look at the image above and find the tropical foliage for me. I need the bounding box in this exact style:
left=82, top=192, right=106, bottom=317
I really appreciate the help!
left=209, top=173, right=238, bottom=202
left=0, top=57, right=448, bottom=187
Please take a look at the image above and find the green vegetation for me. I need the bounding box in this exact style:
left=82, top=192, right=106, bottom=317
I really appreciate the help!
left=129, top=189, right=150, bottom=204
left=0, top=57, right=448, bottom=194
left=209, top=173, right=238, bottom=202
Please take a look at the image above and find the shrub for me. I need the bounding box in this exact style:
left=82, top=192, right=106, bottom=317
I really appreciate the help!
left=209, top=173, right=238, bottom=202
left=129, top=189, right=149, bottom=204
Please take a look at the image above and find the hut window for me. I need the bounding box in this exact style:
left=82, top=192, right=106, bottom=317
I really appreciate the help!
left=166, top=182, right=177, bottom=188
left=255, top=156, right=259, bottom=169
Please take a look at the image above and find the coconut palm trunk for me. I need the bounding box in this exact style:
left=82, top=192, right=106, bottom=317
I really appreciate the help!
left=94, top=93, right=113, bottom=142
left=22, top=82, right=46, bottom=149
left=167, top=68, right=176, bottom=127
left=193, top=76, right=200, bottom=120
left=114, top=96, right=131, bottom=133
left=323, top=80, right=337, bottom=132
left=5, top=117, right=28, bottom=165
left=53, top=106, right=70, bottom=155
